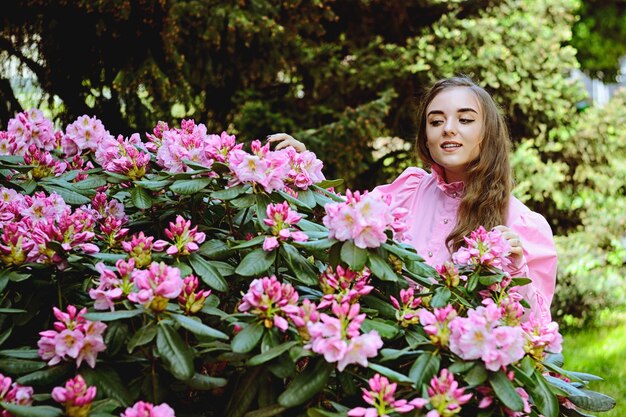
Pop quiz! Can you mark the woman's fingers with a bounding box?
[266,133,307,152]
[494,225,524,256]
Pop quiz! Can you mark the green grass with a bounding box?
[561,312,626,417]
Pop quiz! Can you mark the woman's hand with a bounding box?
[266,133,307,152]
[494,225,524,269]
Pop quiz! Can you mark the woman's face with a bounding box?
[425,86,483,183]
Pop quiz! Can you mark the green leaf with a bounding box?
[244,404,287,417]
[569,389,616,412]
[81,366,134,407]
[231,193,257,208]
[310,184,344,202]
[0,349,39,359]
[231,235,267,249]
[16,363,70,386]
[130,187,153,209]
[382,242,423,261]
[281,243,319,285]
[72,177,108,190]
[298,189,317,208]
[210,260,236,276]
[231,322,265,353]
[225,366,264,417]
[368,363,413,384]
[89,253,127,263]
[255,193,272,222]
[315,179,344,189]
[361,295,397,320]
[169,177,212,194]
[566,371,603,382]
[340,241,367,270]
[198,239,233,259]
[278,358,334,407]
[235,248,275,276]
[212,185,246,200]
[489,370,524,412]
[0,403,61,417]
[278,190,312,210]
[361,319,399,339]
[185,373,228,390]
[404,329,431,349]
[248,341,299,366]
[0,359,46,375]
[156,322,195,380]
[478,274,503,286]
[0,308,27,314]
[409,352,440,387]
[172,313,229,340]
[83,309,143,321]
[127,322,157,353]
[544,375,587,397]
[41,184,91,205]
[430,287,451,308]
[528,369,559,417]
[367,253,398,281]
[134,178,173,190]
[464,363,488,387]
[189,253,228,291]
[292,238,336,251]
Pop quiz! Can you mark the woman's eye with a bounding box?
[429,120,443,126]
[459,118,474,124]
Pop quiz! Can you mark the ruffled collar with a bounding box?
[431,164,465,198]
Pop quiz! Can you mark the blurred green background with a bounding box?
[1,0,624,413]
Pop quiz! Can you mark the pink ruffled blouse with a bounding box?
[374,165,557,318]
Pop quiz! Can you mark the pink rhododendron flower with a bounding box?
[238,275,300,332]
[52,374,97,417]
[95,133,150,179]
[128,262,184,312]
[306,301,383,371]
[0,372,33,416]
[152,119,215,173]
[205,131,243,162]
[448,302,525,371]
[23,144,67,179]
[121,401,176,417]
[452,226,511,269]
[413,369,472,417]
[37,305,107,368]
[260,202,308,251]
[418,305,457,347]
[154,215,206,256]
[323,190,407,249]
[282,147,325,189]
[521,312,562,360]
[319,265,373,308]
[228,140,291,192]
[348,374,420,417]
[390,287,423,327]
[436,261,467,288]
[122,232,165,268]
[7,108,57,155]
[64,115,113,155]
[178,275,212,314]
[89,262,126,311]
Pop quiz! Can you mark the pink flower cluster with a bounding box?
[121,401,176,417]
[148,119,238,173]
[89,260,133,311]
[238,275,299,332]
[319,265,373,308]
[323,190,408,249]
[63,115,113,156]
[127,262,184,312]
[23,144,67,179]
[448,301,525,371]
[305,302,383,371]
[122,232,166,268]
[262,202,308,251]
[94,133,150,179]
[52,374,97,417]
[348,374,425,417]
[228,140,324,193]
[4,108,57,155]
[0,372,33,417]
[178,275,212,314]
[0,188,99,268]
[436,262,467,288]
[154,215,206,256]
[390,287,423,327]
[411,369,472,417]
[452,226,511,269]
[521,312,562,360]
[37,305,107,368]
[91,192,129,246]
[418,305,457,347]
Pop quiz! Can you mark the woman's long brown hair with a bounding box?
[416,77,512,252]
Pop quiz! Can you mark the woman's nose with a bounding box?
[443,119,456,135]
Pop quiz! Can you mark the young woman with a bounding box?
[268,77,557,318]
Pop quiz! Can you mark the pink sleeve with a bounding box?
[371,167,427,210]
[505,211,557,319]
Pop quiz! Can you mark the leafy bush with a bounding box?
[0,109,615,417]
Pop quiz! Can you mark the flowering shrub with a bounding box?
[0,109,615,417]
